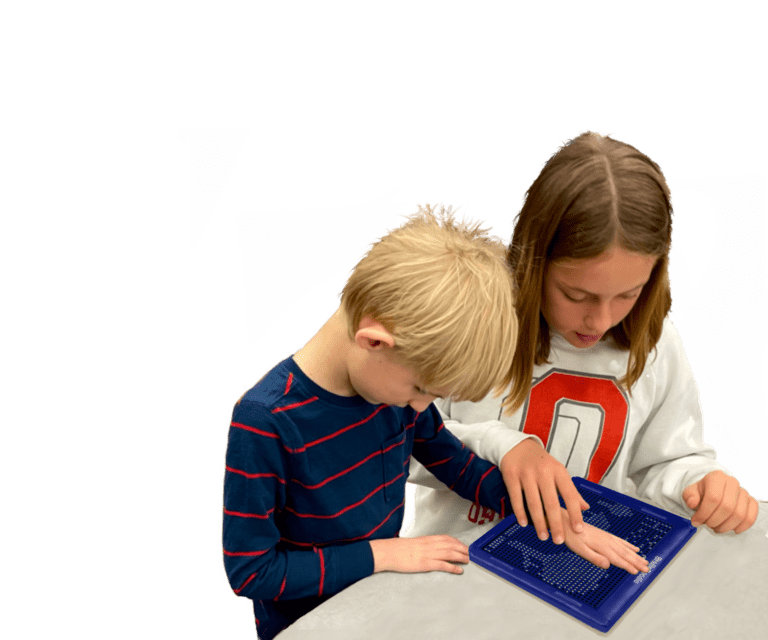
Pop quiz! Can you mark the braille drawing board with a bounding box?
[469,477,697,633]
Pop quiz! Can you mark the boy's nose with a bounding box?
[409,397,435,413]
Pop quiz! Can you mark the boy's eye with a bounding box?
[415,386,427,395]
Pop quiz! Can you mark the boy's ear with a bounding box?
[354,319,396,351]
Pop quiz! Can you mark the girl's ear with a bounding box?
[354,318,396,351]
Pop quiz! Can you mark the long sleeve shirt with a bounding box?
[406,319,727,539]
[223,357,509,639]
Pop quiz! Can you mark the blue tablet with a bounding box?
[469,477,697,633]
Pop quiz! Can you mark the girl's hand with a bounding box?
[682,470,759,534]
[369,535,470,575]
[561,510,650,574]
[499,439,589,545]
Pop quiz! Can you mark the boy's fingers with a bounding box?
[581,548,611,570]
[599,543,644,575]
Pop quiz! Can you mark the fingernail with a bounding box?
[554,535,563,544]
[539,532,548,541]
[520,520,527,527]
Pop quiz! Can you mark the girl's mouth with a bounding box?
[576,332,602,344]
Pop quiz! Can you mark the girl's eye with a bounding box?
[621,293,640,301]
[563,292,586,303]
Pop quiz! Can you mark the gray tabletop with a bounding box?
[278,503,768,639]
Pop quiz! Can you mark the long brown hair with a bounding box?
[504,132,672,413]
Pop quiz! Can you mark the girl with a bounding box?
[406,132,759,557]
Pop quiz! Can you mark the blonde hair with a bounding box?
[505,132,672,412]
[341,205,518,402]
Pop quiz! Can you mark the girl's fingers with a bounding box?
[507,482,528,527]
[521,480,548,540]
[717,490,759,534]
[733,496,759,534]
[540,489,567,544]
[557,477,588,532]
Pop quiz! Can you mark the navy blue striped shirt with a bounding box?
[223,357,510,638]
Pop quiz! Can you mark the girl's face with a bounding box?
[541,246,657,349]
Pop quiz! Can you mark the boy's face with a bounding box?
[349,348,446,412]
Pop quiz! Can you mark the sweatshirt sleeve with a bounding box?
[410,404,510,515]
[222,401,374,603]
[627,321,728,515]
[407,397,541,489]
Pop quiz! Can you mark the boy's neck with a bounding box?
[293,308,357,397]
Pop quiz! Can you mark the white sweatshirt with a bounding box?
[405,318,727,538]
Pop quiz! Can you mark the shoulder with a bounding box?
[230,358,311,450]
[649,318,688,368]
[238,358,295,409]
[642,317,696,392]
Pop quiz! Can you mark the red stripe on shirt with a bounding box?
[224,507,275,520]
[275,576,287,601]
[414,421,445,442]
[235,572,257,594]
[449,452,474,490]
[223,547,270,557]
[231,422,280,438]
[226,466,286,484]
[285,474,404,519]
[284,373,293,395]
[302,404,388,449]
[280,501,405,547]
[314,547,326,597]
[475,467,495,504]
[272,397,319,414]
[425,457,452,468]
[292,440,402,490]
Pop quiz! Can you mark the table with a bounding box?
[278,503,768,639]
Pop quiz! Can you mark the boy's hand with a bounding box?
[560,509,650,574]
[369,536,469,575]
[683,470,759,534]
[499,439,589,545]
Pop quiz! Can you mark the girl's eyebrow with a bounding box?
[560,280,648,297]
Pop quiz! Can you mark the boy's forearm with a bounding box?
[225,540,375,602]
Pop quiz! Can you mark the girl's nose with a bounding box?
[586,301,612,333]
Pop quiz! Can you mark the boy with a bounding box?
[223,207,647,639]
